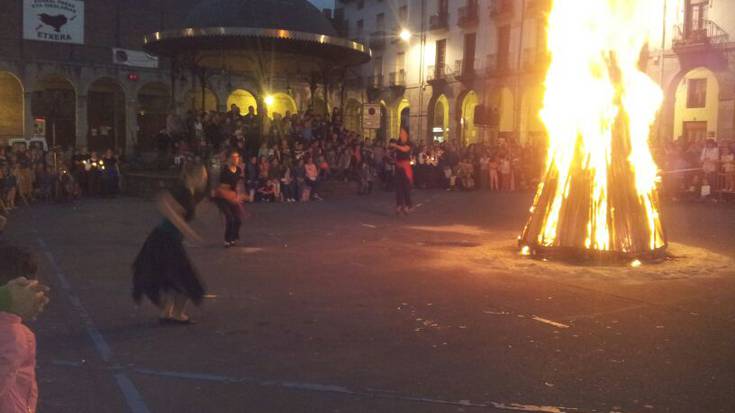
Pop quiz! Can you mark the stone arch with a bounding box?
[520,85,545,146]
[431,94,450,142]
[0,71,25,142]
[458,90,480,145]
[671,66,720,145]
[184,87,219,113]
[344,98,362,133]
[32,74,77,149]
[87,77,127,152]
[136,82,171,151]
[227,88,258,116]
[498,86,515,134]
[392,97,410,138]
[266,92,298,119]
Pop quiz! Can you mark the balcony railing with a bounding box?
[429,13,449,31]
[369,31,386,50]
[457,1,479,28]
[486,53,513,75]
[673,20,729,49]
[521,48,549,71]
[427,64,452,81]
[525,0,550,13]
[455,59,477,79]
[344,76,364,88]
[389,70,407,87]
[490,0,514,19]
[367,74,384,89]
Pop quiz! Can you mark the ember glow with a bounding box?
[520,0,667,259]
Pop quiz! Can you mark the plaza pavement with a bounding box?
[4,190,734,413]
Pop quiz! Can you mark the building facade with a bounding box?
[337,0,735,146]
[0,0,345,153]
[647,0,735,145]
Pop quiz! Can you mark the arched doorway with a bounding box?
[394,98,410,137]
[311,96,327,116]
[498,87,515,141]
[227,89,258,116]
[32,74,76,149]
[344,98,361,132]
[0,71,24,143]
[266,92,297,118]
[432,94,450,142]
[186,87,218,113]
[673,67,719,145]
[460,90,479,145]
[88,77,126,152]
[137,82,170,151]
[520,86,544,146]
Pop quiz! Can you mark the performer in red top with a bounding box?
[390,127,413,215]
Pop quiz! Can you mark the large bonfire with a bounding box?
[519,0,667,261]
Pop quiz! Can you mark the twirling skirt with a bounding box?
[132,221,205,306]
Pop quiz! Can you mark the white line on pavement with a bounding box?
[37,237,152,413]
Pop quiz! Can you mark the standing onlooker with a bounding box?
[499,155,512,192]
[214,150,245,248]
[700,139,719,195]
[304,156,322,201]
[721,144,734,192]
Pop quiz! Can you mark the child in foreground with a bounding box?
[0,244,40,413]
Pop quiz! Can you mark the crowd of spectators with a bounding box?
[4,102,734,218]
[153,104,545,203]
[0,144,121,216]
[659,138,735,199]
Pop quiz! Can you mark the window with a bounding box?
[376,13,385,31]
[435,39,447,73]
[438,0,448,15]
[399,5,408,24]
[463,32,476,73]
[497,25,511,70]
[374,56,383,76]
[686,0,708,35]
[687,78,707,108]
[396,52,406,72]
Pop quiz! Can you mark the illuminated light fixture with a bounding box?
[399,29,412,42]
[264,95,274,106]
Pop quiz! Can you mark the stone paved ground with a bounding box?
[3,190,734,413]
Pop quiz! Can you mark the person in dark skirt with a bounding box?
[132,162,208,324]
[214,150,248,248]
[390,127,414,215]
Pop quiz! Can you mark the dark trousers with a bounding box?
[216,199,241,242]
[395,170,412,208]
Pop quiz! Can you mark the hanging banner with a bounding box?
[23,0,84,45]
[113,48,159,68]
[362,103,381,129]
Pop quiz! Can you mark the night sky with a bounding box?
[308,0,335,10]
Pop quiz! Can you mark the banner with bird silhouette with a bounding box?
[23,0,84,45]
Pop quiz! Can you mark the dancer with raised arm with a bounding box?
[132,162,208,325]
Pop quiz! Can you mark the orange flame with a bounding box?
[521,0,666,257]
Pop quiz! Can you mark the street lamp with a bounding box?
[399,28,412,42]
[264,95,274,106]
